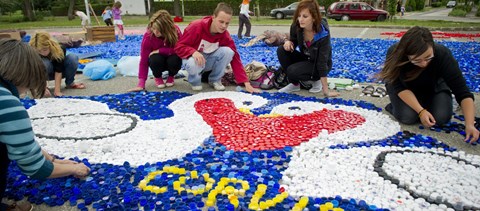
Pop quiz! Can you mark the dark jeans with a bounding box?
[104,18,113,26]
[42,54,79,86]
[386,83,453,125]
[238,14,251,38]
[149,54,182,78]
[277,46,320,83]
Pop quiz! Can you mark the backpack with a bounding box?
[272,67,289,89]
[245,61,267,81]
[250,66,276,90]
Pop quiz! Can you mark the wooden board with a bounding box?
[86,26,116,42]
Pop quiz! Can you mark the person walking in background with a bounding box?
[73,9,89,31]
[112,1,125,40]
[102,6,113,26]
[377,26,479,144]
[174,2,259,93]
[238,0,252,39]
[0,38,91,211]
[276,0,339,97]
[401,5,405,16]
[128,10,183,92]
[29,32,86,97]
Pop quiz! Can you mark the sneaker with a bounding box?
[166,76,175,87]
[278,83,300,93]
[309,80,323,93]
[209,82,225,91]
[155,78,165,89]
[6,201,33,211]
[192,85,203,91]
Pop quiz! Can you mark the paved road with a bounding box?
[402,7,480,23]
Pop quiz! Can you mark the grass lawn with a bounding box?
[1,14,479,30]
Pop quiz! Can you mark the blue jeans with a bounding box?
[42,54,79,86]
[183,47,234,86]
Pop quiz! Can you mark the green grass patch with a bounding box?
[0,15,479,30]
[449,9,467,17]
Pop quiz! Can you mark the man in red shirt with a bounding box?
[174,3,258,93]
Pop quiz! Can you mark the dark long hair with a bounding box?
[376,26,434,83]
[292,0,323,33]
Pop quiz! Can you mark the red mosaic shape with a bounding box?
[195,98,366,152]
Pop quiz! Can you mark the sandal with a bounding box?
[66,83,86,89]
[372,87,387,97]
[361,85,375,95]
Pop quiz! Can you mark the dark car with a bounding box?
[446,1,456,8]
[270,2,325,19]
[327,2,388,21]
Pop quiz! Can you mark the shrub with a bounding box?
[476,8,480,17]
[415,0,425,10]
[448,8,467,16]
[431,2,442,7]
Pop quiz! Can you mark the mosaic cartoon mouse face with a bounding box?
[17,91,480,210]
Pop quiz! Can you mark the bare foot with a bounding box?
[54,91,63,97]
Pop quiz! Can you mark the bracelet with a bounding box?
[418,108,426,118]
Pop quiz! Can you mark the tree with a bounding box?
[23,0,34,21]
[148,0,155,16]
[68,0,75,20]
[173,0,181,17]
[387,0,397,19]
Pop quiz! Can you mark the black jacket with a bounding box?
[289,18,333,78]
[387,43,474,104]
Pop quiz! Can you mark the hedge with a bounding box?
[52,4,110,16]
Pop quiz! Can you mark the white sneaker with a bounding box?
[309,80,323,93]
[279,83,300,93]
[192,85,203,91]
[210,82,225,91]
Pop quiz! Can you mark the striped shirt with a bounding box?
[0,85,53,179]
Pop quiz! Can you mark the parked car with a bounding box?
[446,1,457,8]
[327,1,388,21]
[270,2,326,19]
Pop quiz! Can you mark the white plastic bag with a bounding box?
[117,56,153,77]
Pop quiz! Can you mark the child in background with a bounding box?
[102,6,113,26]
[112,1,125,40]
[401,5,405,16]
[74,9,89,31]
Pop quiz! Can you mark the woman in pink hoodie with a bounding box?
[128,10,182,92]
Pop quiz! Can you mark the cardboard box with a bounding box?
[86,26,116,42]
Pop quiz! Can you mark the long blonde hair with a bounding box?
[149,10,178,47]
[29,32,64,61]
[0,39,46,98]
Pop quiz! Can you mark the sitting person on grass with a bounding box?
[128,10,182,92]
[174,2,259,93]
[29,32,85,97]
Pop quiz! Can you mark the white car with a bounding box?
[446,1,456,8]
